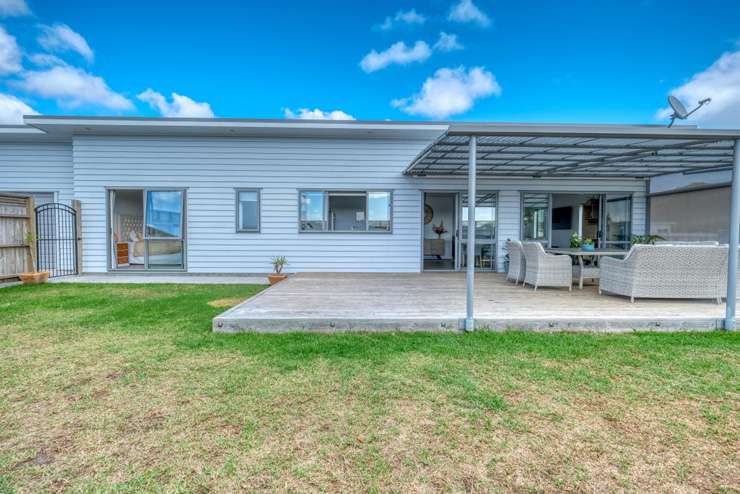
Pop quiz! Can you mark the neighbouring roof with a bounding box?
[406,122,740,179]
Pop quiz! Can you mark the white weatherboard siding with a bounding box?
[73,135,648,274]
[0,141,74,204]
[73,136,430,273]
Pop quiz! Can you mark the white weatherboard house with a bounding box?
[2,116,740,329]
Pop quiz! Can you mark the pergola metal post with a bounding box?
[465,136,477,331]
[725,139,740,330]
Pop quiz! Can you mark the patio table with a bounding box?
[545,248,629,289]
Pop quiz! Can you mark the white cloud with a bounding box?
[0,92,36,124]
[392,66,500,119]
[28,53,68,67]
[448,0,491,27]
[0,0,30,17]
[0,26,22,75]
[434,32,463,52]
[16,65,133,110]
[137,89,215,118]
[283,108,355,120]
[656,49,740,128]
[379,9,426,30]
[38,24,94,63]
[360,40,432,73]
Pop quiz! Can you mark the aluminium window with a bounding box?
[236,189,260,232]
[299,190,391,232]
[522,192,550,242]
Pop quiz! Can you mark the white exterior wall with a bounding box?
[0,141,74,204]
[72,135,647,274]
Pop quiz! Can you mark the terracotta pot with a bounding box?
[18,271,50,284]
[268,274,287,285]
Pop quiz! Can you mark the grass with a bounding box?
[0,283,738,493]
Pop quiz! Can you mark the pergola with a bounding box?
[404,123,740,331]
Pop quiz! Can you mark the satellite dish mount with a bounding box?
[667,95,711,127]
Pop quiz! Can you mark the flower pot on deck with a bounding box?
[268,274,287,285]
[18,271,50,284]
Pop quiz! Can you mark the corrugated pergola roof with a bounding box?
[405,123,740,178]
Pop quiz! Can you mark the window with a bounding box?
[605,196,631,247]
[367,192,391,231]
[299,191,391,232]
[461,192,497,271]
[522,192,549,241]
[236,189,260,232]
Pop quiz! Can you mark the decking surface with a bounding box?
[214,272,728,332]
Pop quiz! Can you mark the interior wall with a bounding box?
[329,195,365,231]
[551,194,577,247]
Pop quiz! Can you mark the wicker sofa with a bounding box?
[599,244,728,303]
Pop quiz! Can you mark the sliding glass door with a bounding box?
[423,192,457,270]
[603,196,632,249]
[460,192,497,271]
[144,190,185,269]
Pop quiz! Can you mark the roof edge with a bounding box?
[447,122,740,140]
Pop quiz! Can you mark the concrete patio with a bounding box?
[213,272,728,333]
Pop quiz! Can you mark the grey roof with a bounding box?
[406,123,740,179]
[23,115,449,139]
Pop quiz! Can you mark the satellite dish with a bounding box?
[667,95,711,127]
[668,95,688,119]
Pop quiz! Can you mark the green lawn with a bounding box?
[0,283,738,493]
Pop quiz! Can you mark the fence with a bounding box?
[0,194,82,281]
[0,194,34,281]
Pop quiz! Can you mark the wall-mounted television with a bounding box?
[552,206,572,230]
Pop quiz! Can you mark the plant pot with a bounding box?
[18,271,50,284]
[581,244,595,252]
[268,274,287,285]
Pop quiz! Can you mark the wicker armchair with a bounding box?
[522,242,572,291]
[599,245,728,303]
[506,240,526,284]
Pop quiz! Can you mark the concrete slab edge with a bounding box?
[212,316,723,334]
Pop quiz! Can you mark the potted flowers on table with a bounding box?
[432,221,448,238]
[268,256,288,285]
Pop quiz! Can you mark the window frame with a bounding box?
[298,189,393,234]
[520,192,552,244]
[235,188,261,233]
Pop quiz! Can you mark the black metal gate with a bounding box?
[35,203,78,277]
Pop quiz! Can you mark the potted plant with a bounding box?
[569,232,582,248]
[581,238,595,252]
[268,256,288,285]
[631,234,665,245]
[18,232,50,284]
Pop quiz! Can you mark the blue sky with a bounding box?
[1,0,739,127]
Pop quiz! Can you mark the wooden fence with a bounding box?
[0,194,35,281]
